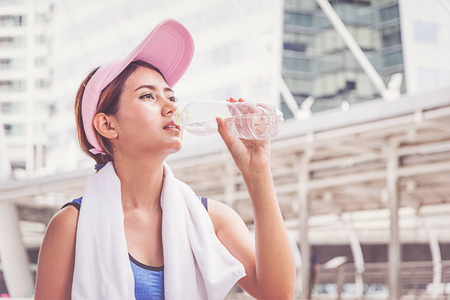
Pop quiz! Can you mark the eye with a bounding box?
[168,96,177,103]
[139,93,154,100]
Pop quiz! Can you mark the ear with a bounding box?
[92,113,118,139]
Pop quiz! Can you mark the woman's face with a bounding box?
[111,66,183,158]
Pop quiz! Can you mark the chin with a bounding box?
[167,144,182,154]
[163,140,183,155]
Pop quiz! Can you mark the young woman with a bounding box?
[35,19,295,300]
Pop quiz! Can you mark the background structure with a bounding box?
[0,0,449,299]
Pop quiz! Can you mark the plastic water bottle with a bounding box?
[174,101,284,140]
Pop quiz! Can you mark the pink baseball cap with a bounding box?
[82,19,194,155]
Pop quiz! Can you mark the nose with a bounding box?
[162,98,177,116]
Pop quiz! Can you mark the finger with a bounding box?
[227,98,241,116]
[236,98,257,115]
[216,117,236,149]
[235,98,250,114]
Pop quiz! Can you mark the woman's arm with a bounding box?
[213,98,296,299]
[34,206,79,300]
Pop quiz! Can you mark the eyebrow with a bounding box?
[134,85,174,93]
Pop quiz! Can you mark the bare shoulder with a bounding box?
[34,205,79,299]
[207,199,244,232]
[48,205,79,232]
[42,205,79,244]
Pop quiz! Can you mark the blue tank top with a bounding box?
[62,196,208,300]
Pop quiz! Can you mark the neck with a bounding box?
[112,155,166,211]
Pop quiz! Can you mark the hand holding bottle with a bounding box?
[216,98,272,174]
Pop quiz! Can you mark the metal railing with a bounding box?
[313,260,450,298]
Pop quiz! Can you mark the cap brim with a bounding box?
[104,19,194,88]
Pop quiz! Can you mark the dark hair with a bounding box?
[74,60,165,164]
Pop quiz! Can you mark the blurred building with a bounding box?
[2,0,450,177]
[280,0,450,116]
[0,0,53,176]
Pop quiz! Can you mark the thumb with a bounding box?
[216,117,236,148]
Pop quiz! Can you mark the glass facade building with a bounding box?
[281,0,405,117]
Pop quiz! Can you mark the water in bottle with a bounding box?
[173,101,284,140]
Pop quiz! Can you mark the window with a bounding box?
[4,124,25,136]
[284,33,313,53]
[0,80,25,91]
[1,102,25,113]
[382,25,402,47]
[376,0,398,5]
[329,0,372,6]
[0,58,11,69]
[317,58,341,73]
[283,77,313,95]
[285,0,316,10]
[317,53,345,73]
[284,12,313,28]
[0,58,25,70]
[283,57,312,72]
[0,37,13,47]
[0,0,25,4]
[357,7,376,26]
[317,13,332,29]
[382,51,403,67]
[335,3,357,24]
[345,80,356,91]
[414,21,438,45]
[379,5,399,22]
[0,15,24,26]
[0,36,24,48]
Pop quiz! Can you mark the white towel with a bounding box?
[72,162,246,300]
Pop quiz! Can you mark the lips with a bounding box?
[163,120,180,131]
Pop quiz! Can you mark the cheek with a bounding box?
[136,112,155,129]
[119,106,158,132]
